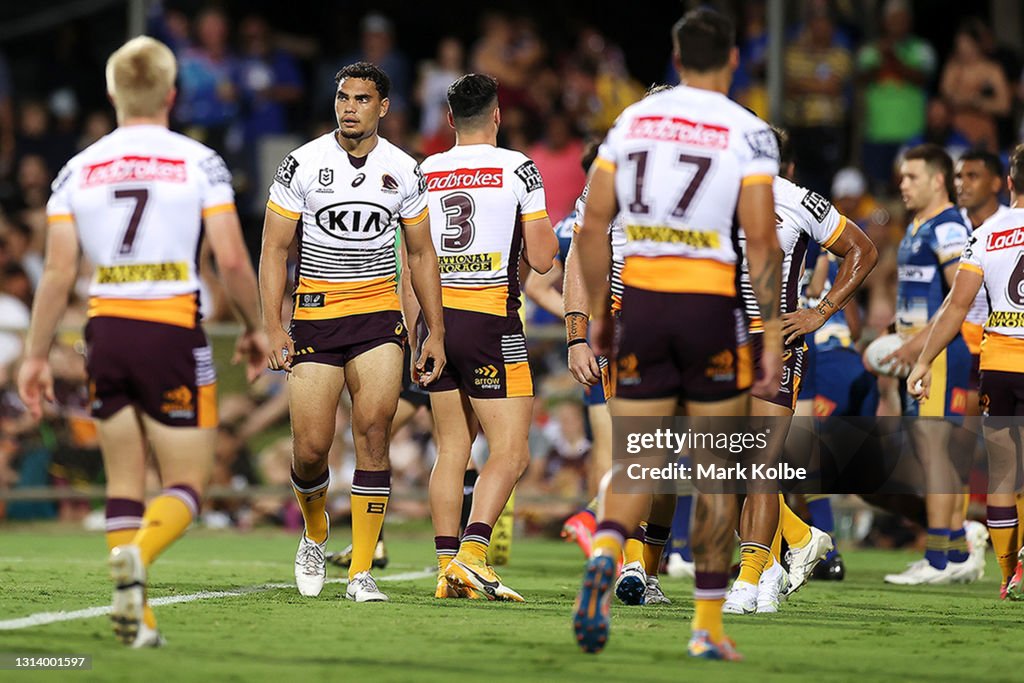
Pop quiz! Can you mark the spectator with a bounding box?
[415,37,464,139]
[15,101,74,179]
[939,19,1011,153]
[2,220,42,287]
[529,111,585,225]
[856,0,936,193]
[472,13,543,112]
[77,110,114,151]
[784,3,853,195]
[0,52,14,179]
[237,15,303,146]
[733,0,770,119]
[904,98,972,161]
[175,7,242,153]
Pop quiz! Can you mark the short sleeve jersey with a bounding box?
[419,144,547,317]
[896,206,969,335]
[571,184,626,313]
[47,125,235,328]
[958,207,1024,372]
[267,132,427,320]
[739,177,848,332]
[595,84,779,297]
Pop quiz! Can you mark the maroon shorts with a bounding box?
[750,333,806,411]
[969,353,981,393]
[614,287,752,403]
[85,317,217,428]
[418,308,533,399]
[979,370,1024,417]
[289,311,406,368]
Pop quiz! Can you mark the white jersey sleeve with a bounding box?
[196,152,235,214]
[511,156,548,221]
[399,163,429,224]
[267,152,306,220]
[47,162,77,219]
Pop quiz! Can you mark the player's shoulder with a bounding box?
[283,131,334,165]
[974,206,1024,245]
[374,136,420,173]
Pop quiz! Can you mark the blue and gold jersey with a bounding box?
[554,210,576,264]
[896,205,968,336]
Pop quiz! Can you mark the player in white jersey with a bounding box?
[725,128,877,615]
[909,143,1024,598]
[417,74,557,601]
[17,37,266,647]
[572,9,783,661]
[260,62,446,603]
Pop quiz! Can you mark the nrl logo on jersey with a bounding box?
[314,201,392,241]
[319,168,334,186]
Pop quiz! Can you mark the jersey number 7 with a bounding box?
[113,188,149,257]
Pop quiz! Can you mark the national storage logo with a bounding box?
[437,252,500,273]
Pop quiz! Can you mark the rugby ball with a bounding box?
[863,333,908,378]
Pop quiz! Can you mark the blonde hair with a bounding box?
[105,36,176,118]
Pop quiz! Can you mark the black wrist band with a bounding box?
[567,338,589,348]
[564,311,588,319]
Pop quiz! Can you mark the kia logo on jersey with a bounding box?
[314,201,392,241]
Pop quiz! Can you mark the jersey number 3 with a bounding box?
[441,191,475,252]
[113,188,149,257]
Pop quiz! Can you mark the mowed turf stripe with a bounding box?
[0,569,434,631]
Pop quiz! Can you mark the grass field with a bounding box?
[2,523,1022,682]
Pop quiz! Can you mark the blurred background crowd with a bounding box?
[1,0,1022,545]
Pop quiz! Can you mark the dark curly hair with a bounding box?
[334,61,391,100]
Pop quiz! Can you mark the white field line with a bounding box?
[0,568,434,631]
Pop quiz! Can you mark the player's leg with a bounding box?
[562,398,610,556]
[344,341,403,600]
[288,361,346,596]
[641,493,675,604]
[428,387,477,598]
[446,394,532,601]
[97,406,157,645]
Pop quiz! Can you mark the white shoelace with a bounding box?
[297,540,325,576]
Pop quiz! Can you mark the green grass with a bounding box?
[1,524,1022,682]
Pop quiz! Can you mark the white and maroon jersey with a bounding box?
[571,184,626,313]
[47,125,234,328]
[595,84,779,297]
[960,204,1010,354]
[267,132,427,321]
[959,207,1024,372]
[419,144,548,317]
[739,177,848,333]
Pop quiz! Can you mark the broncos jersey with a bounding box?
[267,132,427,321]
[571,185,626,313]
[960,204,1010,354]
[739,176,848,333]
[896,205,968,336]
[959,207,1024,372]
[420,144,547,317]
[47,125,235,328]
[595,84,779,296]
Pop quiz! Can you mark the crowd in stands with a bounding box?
[2,0,1024,537]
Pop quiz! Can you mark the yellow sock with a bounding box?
[780,494,812,549]
[770,515,783,563]
[349,470,391,579]
[459,540,489,564]
[291,469,329,544]
[624,538,645,567]
[438,554,452,573]
[693,599,725,642]
[593,533,623,560]
[991,526,1018,584]
[133,487,197,567]
[737,542,771,584]
[1016,494,1024,551]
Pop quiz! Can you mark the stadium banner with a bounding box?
[609,417,1021,495]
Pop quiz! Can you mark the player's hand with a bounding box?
[16,357,55,421]
[881,342,917,379]
[781,308,826,346]
[266,327,294,373]
[416,332,446,386]
[589,316,614,359]
[906,363,932,401]
[233,329,271,383]
[752,346,783,399]
[568,342,601,386]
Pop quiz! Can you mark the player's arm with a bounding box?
[402,212,446,385]
[740,180,784,395]
[562,236,601,386]
[521,214,557,274]
[522,260,563,318]
[907,265,983,400]
[782,218,877,344]
[577,164,615,355]
[206,209,268,382]
[259,207,298,372]
[17,218,79,419]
